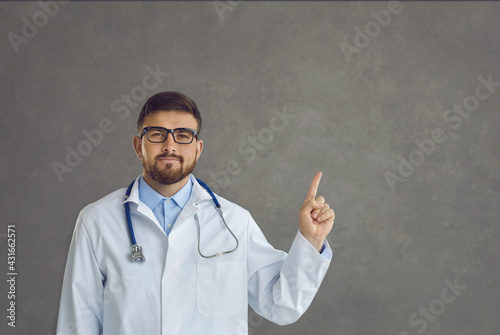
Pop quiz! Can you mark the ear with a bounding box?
[195,139,204,161]
[132,136,143,160]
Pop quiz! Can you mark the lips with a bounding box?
[160,157,179,162]
[157,154,183,163]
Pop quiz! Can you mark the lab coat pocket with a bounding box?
[197,261,244,317]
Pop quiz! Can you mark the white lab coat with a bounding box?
[56,175,331,335]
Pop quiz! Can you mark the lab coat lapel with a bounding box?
[122,175,165,235]
[167,176,213,259]
[172,175,213,229]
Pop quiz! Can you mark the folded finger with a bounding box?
[317,208,335,223]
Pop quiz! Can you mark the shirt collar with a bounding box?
[138,175,193,210]
[123,174,213,208]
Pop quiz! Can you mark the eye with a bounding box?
[176,130,193,138]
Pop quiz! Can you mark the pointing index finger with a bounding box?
[305,171,323,202]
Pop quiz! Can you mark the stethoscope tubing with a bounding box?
[124,178,238,262]
[124,181,137,246]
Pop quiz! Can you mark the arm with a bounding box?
[247,172,335,325]
[246,223,332,326]
[56,214,104,335]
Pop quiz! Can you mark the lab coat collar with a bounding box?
[123,174,212,205]
[122,175,160,227]
[188,174,214,205]
[122,175,142,206]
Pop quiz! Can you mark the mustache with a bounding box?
[156,153,184,162]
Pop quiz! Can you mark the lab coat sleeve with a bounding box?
[246,216,331,326]
[56,213,104,335]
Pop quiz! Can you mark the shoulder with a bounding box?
[78,187,127,222]
[205,192,256,230]
[210,191,249,213]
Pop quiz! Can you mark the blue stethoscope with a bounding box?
[124,178,239,262]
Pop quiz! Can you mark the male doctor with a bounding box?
[56,91,335,335]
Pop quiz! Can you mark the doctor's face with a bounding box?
[133,110,203,186]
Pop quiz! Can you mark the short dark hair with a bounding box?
[137,91,202,135]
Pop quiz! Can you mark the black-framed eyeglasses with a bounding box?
[140,126,198,144]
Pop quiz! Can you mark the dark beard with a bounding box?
[142,153,196,185]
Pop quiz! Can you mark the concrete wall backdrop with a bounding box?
[1,1,499,334]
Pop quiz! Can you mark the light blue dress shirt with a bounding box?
[138,175,192,235]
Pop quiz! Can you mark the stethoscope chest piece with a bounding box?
[131,244,146,262]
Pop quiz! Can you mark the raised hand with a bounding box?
[299,171,335,252]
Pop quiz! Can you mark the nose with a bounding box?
[161,132,177,152]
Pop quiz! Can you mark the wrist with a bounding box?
[300,232,324,252]
[311,241,324,253]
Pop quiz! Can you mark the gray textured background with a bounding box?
[1,1,499,334]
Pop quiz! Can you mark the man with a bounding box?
[56,91,335,335]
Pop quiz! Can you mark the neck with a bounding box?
[142,173,190,197]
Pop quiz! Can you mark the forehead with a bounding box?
[142,110,198,129]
